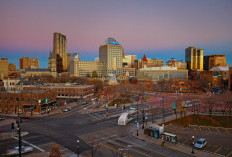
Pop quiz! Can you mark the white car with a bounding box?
[6,146,33,156]
[194,138,207,149]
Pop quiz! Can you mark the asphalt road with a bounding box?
[0,95,192,157]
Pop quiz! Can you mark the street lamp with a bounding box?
[192,136,195,154]
[77,140,80,157]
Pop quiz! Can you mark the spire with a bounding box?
[142,54,147,62]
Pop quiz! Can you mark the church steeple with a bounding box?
[142,54,147,62]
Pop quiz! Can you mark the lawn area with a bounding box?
[165,114,232,128]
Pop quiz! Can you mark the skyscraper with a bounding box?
[20,57,39,69]
[53,32,68,72]
[185,46,204,71]
[99,37,123,76]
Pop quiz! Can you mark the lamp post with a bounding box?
[136,96,139,136]
[142,108,144,129]
[77,140,80,157]
[192,136,195,154]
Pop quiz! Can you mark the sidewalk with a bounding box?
[0,131,28,140]
[130,113,219,157]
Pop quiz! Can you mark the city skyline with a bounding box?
[0,0,232,68]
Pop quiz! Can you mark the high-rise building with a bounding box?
[125,55,137,68]
[99,37,123,76]
[185,46,204,71]
[0,58,8,79]
[204,54,226,71]
[53,32,68,72]
[67,53,72,71]
[20,57,39,69]
[48,50,57,72]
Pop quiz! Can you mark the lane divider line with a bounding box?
[14,137,45,152]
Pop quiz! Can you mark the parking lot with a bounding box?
[164,124,232,157]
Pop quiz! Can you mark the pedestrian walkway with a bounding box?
[130,113,220,157]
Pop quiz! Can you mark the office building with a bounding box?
[8,63,16,71]
[53,32,68,72]
[69,53,105,77]
[137,66,188,81]
[185,46,204,71]
[20,57,39,69]
[67,53,72,71]
[20,68,57,78]
[0,58,8,79]
[200,66,229,88]
[99,37,123,76]
[125,55,137,68]
[204,54,226,71]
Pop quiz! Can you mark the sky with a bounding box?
[0,0,232,68]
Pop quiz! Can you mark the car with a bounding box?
[0,115,5,120]
[6,146,33,156]
[62,107,71,112]
[194,138,207,149]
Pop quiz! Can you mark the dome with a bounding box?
[102,37,120,46]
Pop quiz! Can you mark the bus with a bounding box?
[118,110,136,125]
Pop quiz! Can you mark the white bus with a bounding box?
[118,110,136,125]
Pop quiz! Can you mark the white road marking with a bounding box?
[14,137,45,152]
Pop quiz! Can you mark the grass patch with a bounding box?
[165,114,232,128]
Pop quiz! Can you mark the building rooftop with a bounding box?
[0,90,47,94]
[101,37,120,46]
[210,66,229,71]
[139,66,179,71]
[28,83,94,89]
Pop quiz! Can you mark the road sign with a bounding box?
[172,102,176,110]
[137,122,139,130]
[130,107,136,110]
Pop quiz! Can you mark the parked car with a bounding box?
[6,146,33,156]
[0,115,5,120]
[62,107,71,112]
[194,138,207,149]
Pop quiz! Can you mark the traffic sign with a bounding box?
[137,122,139,130]
[172,102,176,110]
[130,107,136,110]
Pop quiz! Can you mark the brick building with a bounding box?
[20,57,39,69]
[24,83,94,100]
[0,90,57,115]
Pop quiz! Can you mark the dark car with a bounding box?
[0,115,5,120]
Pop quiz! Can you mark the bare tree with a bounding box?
[49,144,62,157]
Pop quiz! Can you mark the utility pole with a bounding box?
[136,96,139,136]
[17,97,22,157]
[151,105,153,124]
[142,108,145,129]
[162,96,165,123]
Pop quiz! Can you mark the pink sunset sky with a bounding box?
[0,0,232,68]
